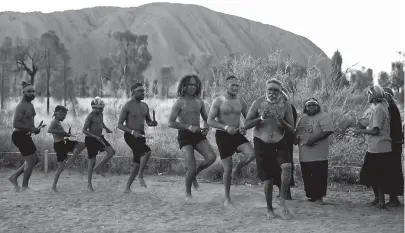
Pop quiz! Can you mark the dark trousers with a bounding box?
[300,160,328,200]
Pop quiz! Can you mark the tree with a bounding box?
[58,44,72,105]
[40,30,64,114]
[331,51,349,88]
[111,30,152,96]
[390,61,404,91]
[187,53,215,98]
[0,37,14,109]
[159,66,176,98]
[14,37,41,85]
[378,71,390,87]
[349,67,373,91]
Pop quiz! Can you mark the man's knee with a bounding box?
[281,163,292,170]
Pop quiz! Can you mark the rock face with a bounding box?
[0,2,329,80]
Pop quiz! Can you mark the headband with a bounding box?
[305,98,319,106]
[132,85,144,92]
[91,97,105,108]
[22,85,34,92]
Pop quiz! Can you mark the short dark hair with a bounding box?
[131,83,144,92]
[176,74,202,97]
[225,75,237,82]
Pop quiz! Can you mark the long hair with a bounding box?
[176,74,202,97]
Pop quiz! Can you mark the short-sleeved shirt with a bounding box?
[48,119,65,142]
[295,112,334,162]
[366,103,391,153]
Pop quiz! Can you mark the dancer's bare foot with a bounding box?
[87,185,95,192]
[315,199,325,205]
[93,163,104,174]
[266,209,275,220]
[8,175,20,192]
[376,202,388,210]
[231,170,241,186]
[192,177,199,190]
[368,199,379,207]
[139,178,147,188]
[224,198,233,207]
[50,188,58,194]
[123,188,132,194]
[20,187,32,192]
[185,193,193,201]
[279,208,293,220]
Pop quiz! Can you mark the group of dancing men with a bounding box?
[7,74,404,220]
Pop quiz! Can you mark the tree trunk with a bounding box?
[63,65,67,106]
[1,68,4,110]
[46,50,51,115]
[30,73,35,85]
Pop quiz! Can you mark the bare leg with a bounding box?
[232,142,255,185]
[376,188,387,209]
[279,163,293,220]
[51,161,65,193]
[94,146,115,174]
[193,140,217,189]
[124,163,140,193]
[87,158,96,192]
[138,151,151,188]
[9,163,25,191]
[388,194,400,207]
[65,142,86,168]
[21,154,36,191]
[264,179,275,219]
[222,156,233,206]
[368,186,379,206]
[184,146,196,198]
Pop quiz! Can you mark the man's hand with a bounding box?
[64,132,72,137]
[225,125,238,135]
[132,130,144,138]
[238,126,247,135]
[188,125,201,133]
[292,135,300,145]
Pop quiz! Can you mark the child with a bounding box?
[82,97,115,192]
[47,105,86,193]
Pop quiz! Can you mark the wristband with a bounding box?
[188,125,193,131]
[224,125,229,131]
[260,116,264,121]
[131,130,134,135]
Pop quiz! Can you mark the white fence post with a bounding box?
[44,150,49,174]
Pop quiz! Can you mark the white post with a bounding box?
[44,150,49,174]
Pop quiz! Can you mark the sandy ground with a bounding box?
[0,169,403,233]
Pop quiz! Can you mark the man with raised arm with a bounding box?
[168,74,217,200]
[244,78,295,220]
[207,75,255,206]
[8,82,44,192]
[118,83,158,192]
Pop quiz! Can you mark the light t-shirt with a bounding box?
[366,103,391,153]
[296,112,334,162]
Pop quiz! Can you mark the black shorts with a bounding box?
[12,131,37,157]
[177,130,206,149]
[254,137,291,181]
[85,135,111,159]
[54,139,78,162]
[215,130,249,160]
[124,132,151,164]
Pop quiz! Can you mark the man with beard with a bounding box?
[207,75,255,206]
[8,82,44,192]
[118,83,158,192]
[244,78,295,220]
[168,74,217,200]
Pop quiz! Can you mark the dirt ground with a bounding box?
[0,169,403,233]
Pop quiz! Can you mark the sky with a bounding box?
[2,0,404,76]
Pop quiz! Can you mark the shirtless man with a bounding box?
[118,83,158,192]
[207,75,255,206]
[8,82,44,191]
[82,97,115,191]
[168,74,217,199]
[47,105,86,193]
[244,78,294,220]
